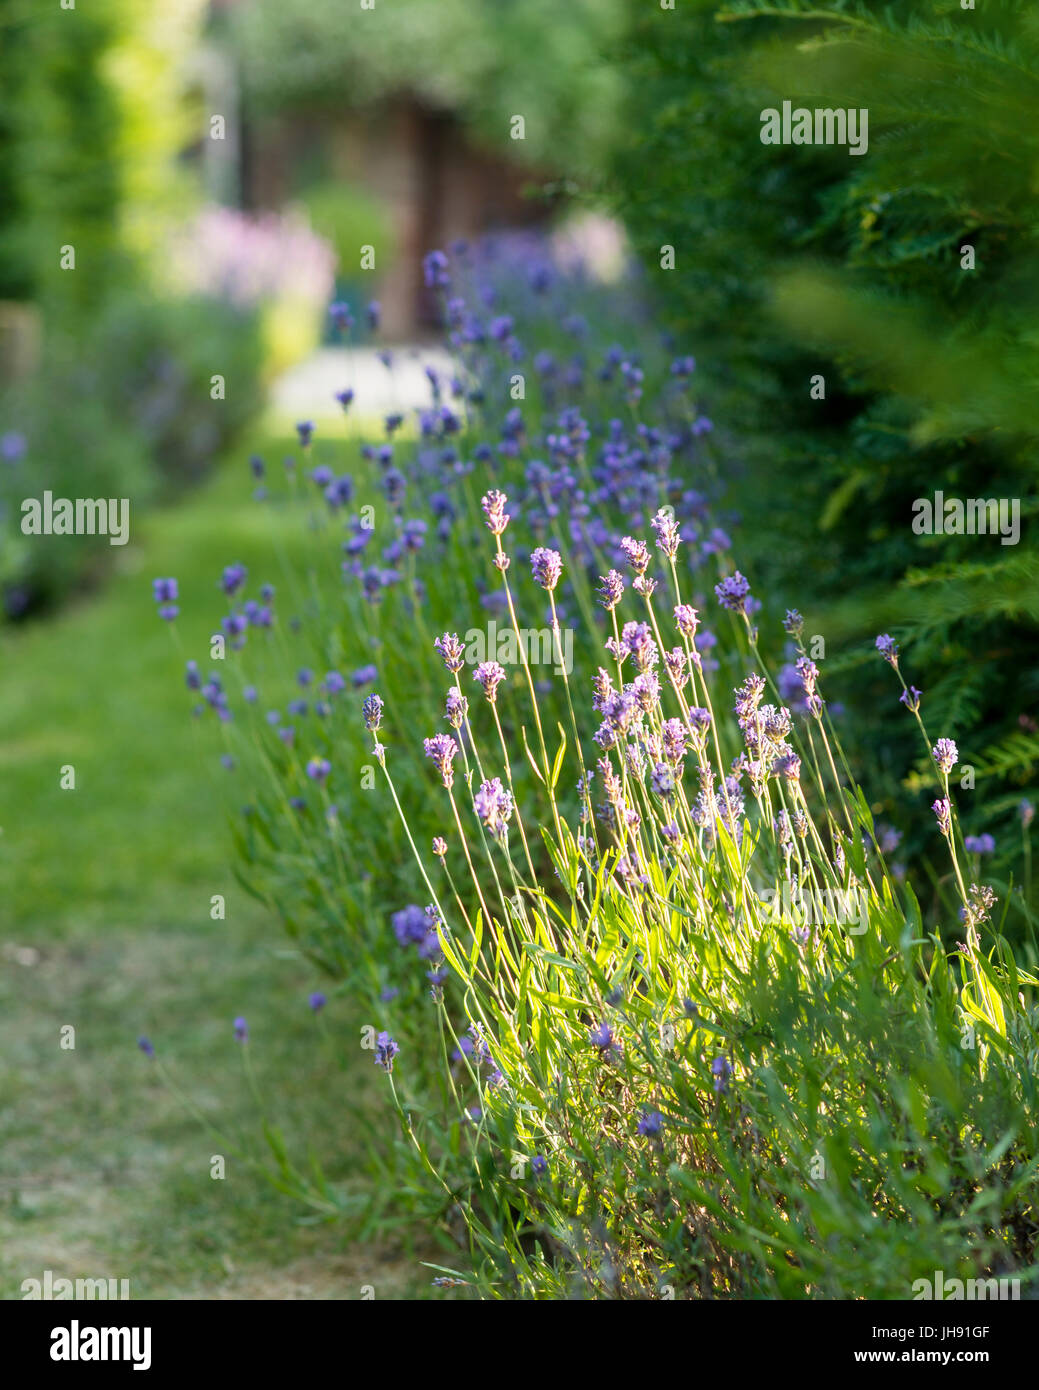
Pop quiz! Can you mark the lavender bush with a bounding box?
[159,239,1038,1298]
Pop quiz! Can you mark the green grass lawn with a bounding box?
[0,445,438,1299]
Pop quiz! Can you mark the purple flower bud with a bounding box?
[306,756,331,781]
[964,834,995,854]
[220,563,247,596]
[422,249,450,290]
[589,1022,620,1057]
[137,1036,155,1058]
[711,1056,732,1094]
[374,1031,400,1070]
[233,1016,248,1043]
[933,798,952,837]
[153,577,178,603]
[351,664,378,688]
[362,694,383,732]
[308,992,326,1012]
[637,1109,664,1138]
[875,633,899,665]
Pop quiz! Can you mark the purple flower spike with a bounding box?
[711,1056,732,1094]
[308,992,327,1012]
[932,738,958,776]
[900,686,922,712]
[329,302,353,333]
[964,834,995,855]
[481,490,510,536]
[362,695,383,734]
[474,661,506,702]
[422,250,450,290]
[932,798,952,837]
[152,577,178,603]
[434,632,466,674]
[374,1031,400,1070]
[589,1022,620,1058]
[875,634,899,665]
[674,604,699,637]
[306,756,331,781]
[619,536,651,576]
[714,571,751,614]
[637,1109,664,1138]
[473,777,513,839]
[531,547,563,591]
[445,689,468,730]
[424,733,459,789]
[233,1016,249,1043]
[597,570,625,610]
[650,508,681,559]
[221,563,247,596]
[137,1036,155,1058]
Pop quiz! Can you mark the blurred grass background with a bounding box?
[0,442,438,1298]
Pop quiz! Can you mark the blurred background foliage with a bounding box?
[612,0,1039,885]
[0,0,262,620]
[221,0,625,181]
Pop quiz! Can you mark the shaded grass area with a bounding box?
[0,447,438,1299]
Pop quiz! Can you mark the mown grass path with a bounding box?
[0,448,432,1299]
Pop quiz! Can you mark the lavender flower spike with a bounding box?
[473,777,513,839]
[481,490,510,536]
[597,570,625,611]
[362,693,384,732]
[424,733,459,789]
[531,547,563,591]
[650,507,681,559]
[932,738,958,776]
[714,572,751,614]
[473,661,506,702]
[674,604,699,638]
[374,1031,400,1070]
[434,632,466,674]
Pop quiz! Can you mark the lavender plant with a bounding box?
[158,238,1038,1297]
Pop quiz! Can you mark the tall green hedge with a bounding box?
[612,0,1039,910]
[0,0,125,310]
